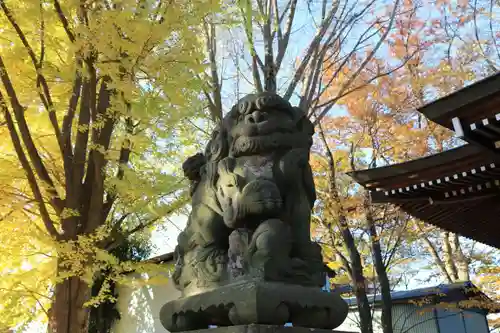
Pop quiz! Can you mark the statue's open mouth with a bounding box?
[230,131,311,157]
[232,120,295,138]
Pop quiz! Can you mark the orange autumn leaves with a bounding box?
[317,0,481,163]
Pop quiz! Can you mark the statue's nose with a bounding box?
[246,111,268,123]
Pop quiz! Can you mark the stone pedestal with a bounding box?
[171,324,353,333]
[160,280,348,332]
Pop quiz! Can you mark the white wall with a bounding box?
[112,272,181,333]
[336,308,384,333]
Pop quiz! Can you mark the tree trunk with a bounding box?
[318,124,373,333]
[442,232,459,281]
[416,224,453,283]
[49,276,91,333]
[364,194,393,333]
[451,234,470,281]
[341,221,374,333]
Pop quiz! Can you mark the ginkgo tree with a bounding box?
[0,150,55,331]
[0,0,219,332]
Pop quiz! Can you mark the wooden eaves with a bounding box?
[349,144,500,248]
[419,72,500,152]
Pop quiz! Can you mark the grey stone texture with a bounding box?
[161,93,348,332]
[160,280,348,332]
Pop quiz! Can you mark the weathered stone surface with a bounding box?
[227,229,251,280]
[164,93,349,332]
[171,324,354,333]
[173,93,324,296]
[160,280,349,332]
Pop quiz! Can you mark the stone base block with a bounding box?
[173,324,354,333]
[160,280,348,332]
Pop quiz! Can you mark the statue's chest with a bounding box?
[233,155,275,181]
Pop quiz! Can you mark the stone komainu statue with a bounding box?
[173,92,325,296]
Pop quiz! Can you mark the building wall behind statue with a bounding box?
[111,275,491,333]
[335,304,490,333]
[111,272,181,333]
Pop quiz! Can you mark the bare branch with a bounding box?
[416,224,453,283]
[71,78,91,190]
[262,0,276,92]
[383,218,408,269]
[313,0,401,124]
[317,18,383,99]
[39,0,46,66]
[275,0,297,73]
[238,3,265,92]
[203,18,223,121]
[61,60,82,160]
[105,191,190,251]
[472,0,498,72]
[252,56,264,93]
[85,77,114,234]
[313,47,415,124]
[102,117,134,220]
[283,1,339,100]
[487,0,500,64]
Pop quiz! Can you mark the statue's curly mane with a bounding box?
[182,93,314,195]
[205,125,229,163]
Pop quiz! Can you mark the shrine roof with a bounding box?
[348,144,500,248]
[418,72,500,131]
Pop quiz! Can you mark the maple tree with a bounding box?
[307,5,430,333]
[0,0,220,332]
[311,88,419,333]
[435,0,500,76]
[379,3,500,326]
[312,0,500,332]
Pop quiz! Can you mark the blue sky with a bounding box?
[148,0,442,291]
[148,0,353,258]
[148,0,500,296]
